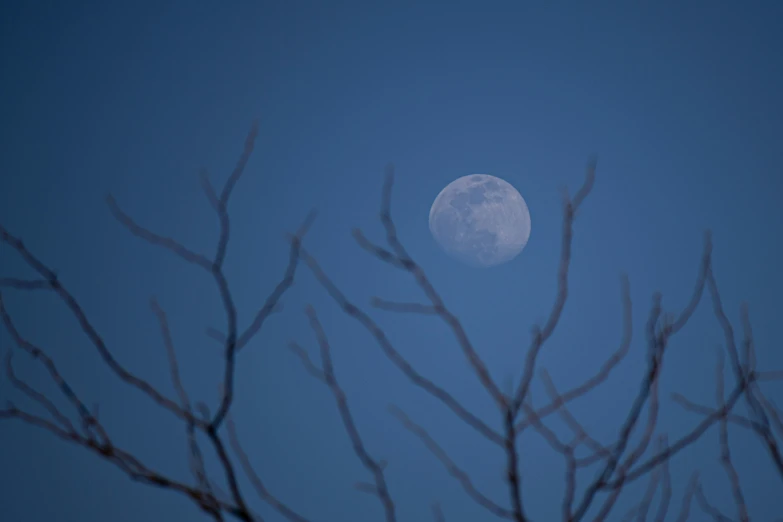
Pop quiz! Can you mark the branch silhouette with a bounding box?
[289,305,396,522]
[1,123,313,522]
[297,160,782,521]
[2,124,781,521]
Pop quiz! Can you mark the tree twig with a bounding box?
[290,305,396,522]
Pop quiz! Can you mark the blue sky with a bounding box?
[1,2,782,521]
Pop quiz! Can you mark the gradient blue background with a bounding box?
[1,2,782,521]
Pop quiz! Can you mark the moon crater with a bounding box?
[428,174,531,267]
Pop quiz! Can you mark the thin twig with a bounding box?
[0,227,193,425]
[694,480,734,522]
[515,274,632,434]
[706,267,783,480]
[225,416,310,522]
[431,502,446,522]
[370,297,439,315]
[604,373,753,488]
[573,232,712,521]
[540,369,612,460]
[674,473,699,522]
[511,159,597,417]
[150,298,214,504]
[291,306,396,522]
[672,393,762,431]
[353,164,505,408]
[653,435,672,522]
[714,346,749,522]
[635,438,663,522]
[0,293,109,442]
[297,244,504,446]
[0,405,244,519]
[388,405,514,520]
[0,278,51,290]
[3,349,76,434]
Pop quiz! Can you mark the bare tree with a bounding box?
[1,124,781,521]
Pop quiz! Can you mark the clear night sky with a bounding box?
[1,2,782,521]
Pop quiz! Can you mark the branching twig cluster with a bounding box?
[1,122,314,522]
[2,125,782,521]
[292,160,782,521]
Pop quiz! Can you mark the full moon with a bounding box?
[429,174,531,267]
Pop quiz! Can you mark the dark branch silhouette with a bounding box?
[1,123,313,522]
[2,124,782,521]
[289,305,396,522]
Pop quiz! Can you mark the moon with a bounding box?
[428,174,531,267]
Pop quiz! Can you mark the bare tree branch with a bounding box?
[0,227,194,426]
[757,393,783,441]
[3,348,75,434]
[540,369,613,460]
[105,196,213,269]
[225,415,310,522]
[604,372,752,489]
[0,278,51,290]
[296,244,504,446]
[369,297,439,315]
[291,305,396,521]
[0,293,109,442]
[694,480,734,522]
[573,232,712,520]
[593,356,662,521]
[672,393,761,431]
[0,122,311,522]
[635,438,663,522]
[150,298,215,505]
[353,164,505,408]
[674,473,699,522]
[511,159,596,417]
[713,346,749,522]
[3,127,779,522]
[515,274,632,435]
[706,268,783,480]
[653,435,672,522]
[0,378,240,519]
[232,210,317,352]
[431,502,446,522]
[388,405,515,519]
